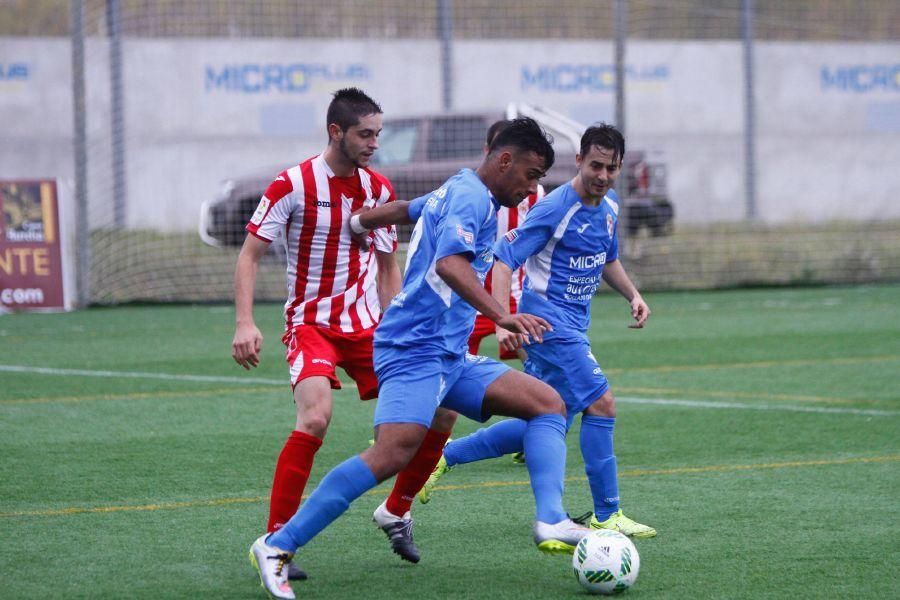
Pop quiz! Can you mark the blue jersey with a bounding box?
[375,169,500,356]
[493,183,620,335]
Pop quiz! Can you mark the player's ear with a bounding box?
[497,150,513,172]
[327,122,344,144]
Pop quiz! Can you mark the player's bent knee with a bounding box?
[430,408,458,432]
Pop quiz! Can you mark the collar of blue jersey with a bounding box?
[459,168,501,212]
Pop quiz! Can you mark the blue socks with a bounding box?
[580,415,619,521]
[523,414,568,524]
[444,418,528,467]
[268,455,377,553]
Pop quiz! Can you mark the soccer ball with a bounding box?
[572,530,640,595]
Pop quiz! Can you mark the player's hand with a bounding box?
[628,294,650,329]
[496,327,525,352]
[349,207,373,249]
[496,312,552,344]
[232,322,263,369]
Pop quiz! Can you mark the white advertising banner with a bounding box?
[0,38,897,229]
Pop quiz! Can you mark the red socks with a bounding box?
[385,427,452,516]
[266,430,323,532]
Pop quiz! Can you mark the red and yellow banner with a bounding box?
[0,180,68,310]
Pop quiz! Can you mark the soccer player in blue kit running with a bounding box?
[419,123,657,539]
[249,118,590,599]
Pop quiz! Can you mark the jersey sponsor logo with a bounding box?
[505,229,520,243]
[607,214,615,238]
[577,222,590,234]
[390,291,407,308]
[315,200,331,207]
[456,224,474,244]
[250,197,270,225]
[570,252,607,269]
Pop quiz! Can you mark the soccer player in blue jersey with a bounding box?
[249,118,590,599]
[419,124,657,540]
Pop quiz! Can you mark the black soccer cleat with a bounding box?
[373,500,421,563]
[287,560,308,581]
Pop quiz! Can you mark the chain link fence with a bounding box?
[2,0,898,304]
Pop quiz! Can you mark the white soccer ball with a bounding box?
[572,530,640,595]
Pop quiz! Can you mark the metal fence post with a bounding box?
[742,0,758,221]
[438,0,453,111]
[71,0,90,307]
[108,0,127,228]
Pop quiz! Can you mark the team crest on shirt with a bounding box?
[606,213,615,238]
[505,229,519,243]
[456,224,474,244]
[250,197,270,225]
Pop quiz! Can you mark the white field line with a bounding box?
[618,396,897,417]
[0,364,283,386]
[1,364,895,416]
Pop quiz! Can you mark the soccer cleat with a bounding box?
[511,451,526,465]
[286,561,307,581]
[373,500,421,563]
[591,509,657,538]
[418,455,452,504]
[533,518,591,555]
[249,534,295,600]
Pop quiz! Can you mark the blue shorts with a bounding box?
[523,335,609,427]
[374,348,511,427]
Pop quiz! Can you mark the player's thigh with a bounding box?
[334,327,379,400]
[525,337,610,420]
[440,355,510,422]
[480,369,565,420]
[284,326,342,390]
[373,350,458,428]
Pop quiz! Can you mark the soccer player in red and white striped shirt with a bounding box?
[232,88,401,581]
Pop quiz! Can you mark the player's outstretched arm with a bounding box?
[601,259,650,328]
[349,201,416,247]
[232,234,269,369]
[436,254,551,343]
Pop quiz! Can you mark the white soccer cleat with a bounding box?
[249,534,296,600]
[533,518,592,555]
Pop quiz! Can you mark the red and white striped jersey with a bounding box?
[246,154,397,333]
[485,185,544,313]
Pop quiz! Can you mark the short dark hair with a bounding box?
[486,119,511,146]
[326,87,382,133]
[580,123,625,164]
[488,117,555,171]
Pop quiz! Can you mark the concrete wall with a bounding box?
[1,37,898,230]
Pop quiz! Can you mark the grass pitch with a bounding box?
[1,285,898,598]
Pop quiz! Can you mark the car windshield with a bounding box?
[373,120,419,166]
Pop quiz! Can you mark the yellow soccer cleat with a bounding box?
[418,455,452,504]
[590,509,657,538]
[533,518,591,555]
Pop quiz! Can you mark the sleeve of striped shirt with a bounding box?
[371,174,398,254]
[246,170,295,242]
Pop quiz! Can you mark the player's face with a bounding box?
[338,113,383,169]
[494,150,547,207]
[576,145,621,202]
